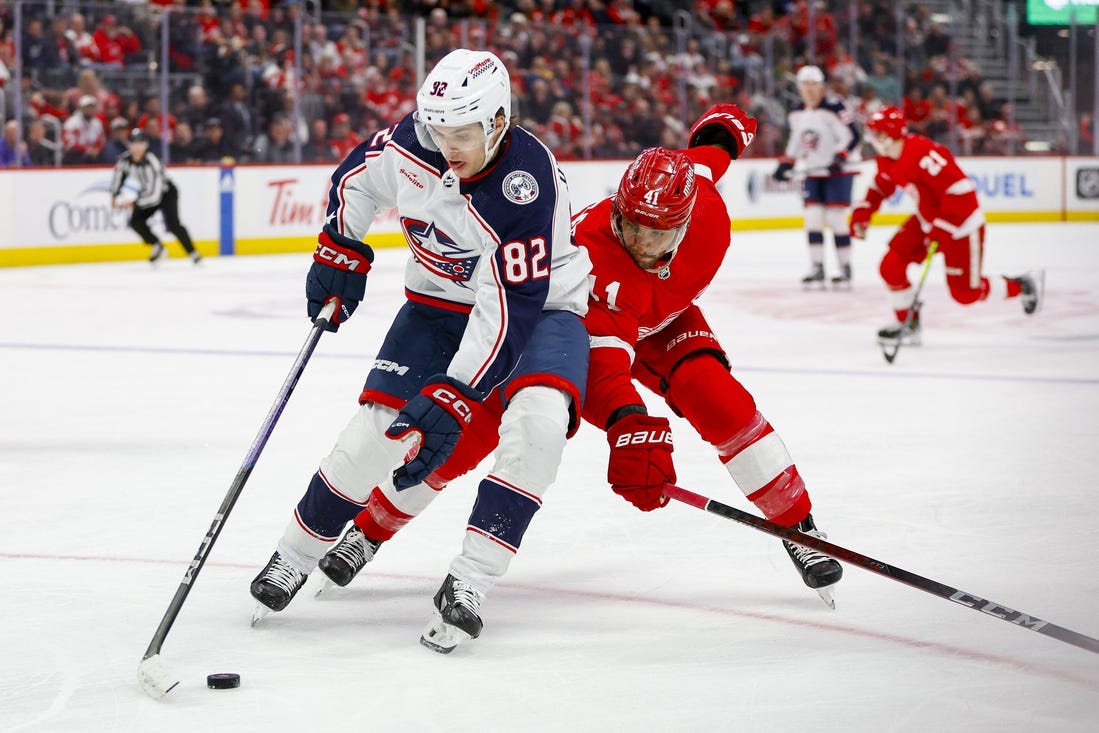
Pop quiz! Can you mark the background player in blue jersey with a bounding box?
[774,65,861,288]
[249,48,591,654]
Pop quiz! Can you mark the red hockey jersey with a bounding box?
[869,133,984,238]
[574,145,733,430]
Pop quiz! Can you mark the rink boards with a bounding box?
[1,155,1096,267]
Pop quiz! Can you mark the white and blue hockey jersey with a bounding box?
[784,96,861,176]
[324,113,591,396]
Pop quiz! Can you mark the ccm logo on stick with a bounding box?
[314,244,368,272]
[432,387,474,424]
[615,431,673,447]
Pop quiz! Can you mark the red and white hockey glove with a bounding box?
[386,375,482,490]
[926,225,957,248]
[307,224,374,332]
[606,413,675,512]
[849,201,874,239]
[688,103,758,159]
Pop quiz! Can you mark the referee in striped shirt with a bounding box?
[110,129,201,264]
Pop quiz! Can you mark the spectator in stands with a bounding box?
[193,117,237,162]
[139,116,166,158]
[170,121,198,164]
[865,58,900,105]
[218,81,255,159]
[25,120,55,167]
[49,16,79,72]
[92,14,142,69]
[976,81,999,123]
[0,120,30,167]
[22,18,60,75]
[924,23,951,58]
[65,12,101,67]
[301,117,337,163]
[252,113,295,162]
[138,96,178,143]
[65,69,115,117]
[902,85,931,134]
[327,112,361,160]
[61,94,106,165]
[103,116,132,162]
[179,84,213,134]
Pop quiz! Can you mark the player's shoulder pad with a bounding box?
[464,127,564,232]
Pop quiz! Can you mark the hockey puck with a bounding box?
[207,673,241,689]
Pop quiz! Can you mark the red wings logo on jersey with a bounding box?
[401,218,479,282]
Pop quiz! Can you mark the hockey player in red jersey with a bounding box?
[573,105,843,605]
[851,106,1043,346]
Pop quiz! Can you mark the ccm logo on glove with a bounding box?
[315,233,372,272]
[614,429,673,448]
[429,386,474,424]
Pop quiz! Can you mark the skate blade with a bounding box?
[251,603,273,627]
[314,579,338,598]
[419,612,471,655]
[815,585,837,610]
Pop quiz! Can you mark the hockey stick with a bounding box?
[664,484,1099,656]
[137,301,337,699]
[882,240,938,364]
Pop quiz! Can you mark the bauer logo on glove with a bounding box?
[613,428,673,448]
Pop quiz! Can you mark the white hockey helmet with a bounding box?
[416,49,511,159]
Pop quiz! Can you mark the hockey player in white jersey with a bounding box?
[249,48,591,653]
[774,65,861,287]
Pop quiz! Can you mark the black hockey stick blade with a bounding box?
[138,301,338,699]
[664,484,1099,656]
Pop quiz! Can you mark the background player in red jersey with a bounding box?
[321,104,844,609]
[572,105,843,606]
[851,106,1044,345]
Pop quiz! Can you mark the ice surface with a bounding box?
[1,223,1097,732]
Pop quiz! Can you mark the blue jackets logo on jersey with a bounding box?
[502,171,539,205]
[402,218,479,282]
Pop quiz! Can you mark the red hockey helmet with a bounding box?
[688,103,757,159]
[866,106,908,156]
[867,106,908,140]
[612,147,697,273]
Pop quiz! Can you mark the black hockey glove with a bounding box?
[828,152,847,175]
[386,375,483,490]
[306,223,374,332]
[773,160,794,182]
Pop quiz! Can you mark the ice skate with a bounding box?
[877,312,921,346]
[830,264,852,289]
[801,263,826,289]
[420,574,485,654]
[250,551,308,624]
[1012,270,1044,315]
[148,243,166,264]
[782,514,843,609]
[189,250,203,265]
[317,524,381,588]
